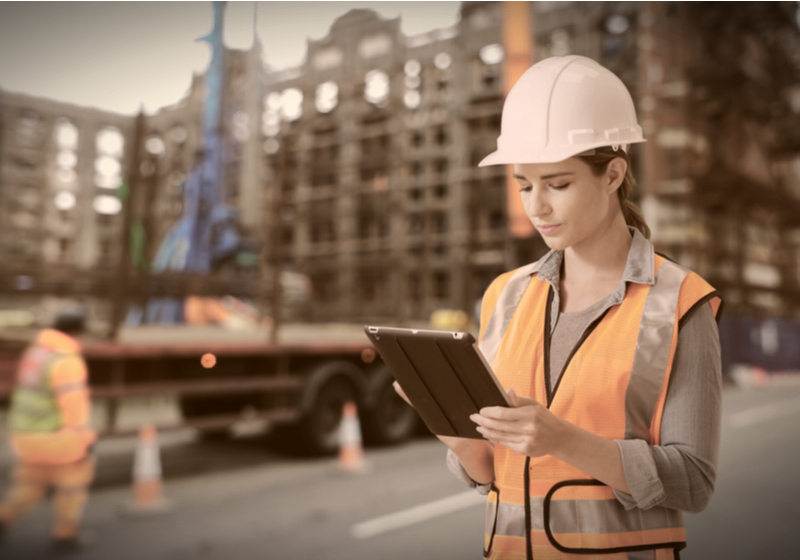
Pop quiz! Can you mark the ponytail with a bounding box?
[620,198,650,240]
[577,147,651,240]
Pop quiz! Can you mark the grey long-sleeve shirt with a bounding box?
[448,230,722,514]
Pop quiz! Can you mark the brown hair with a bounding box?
[577,147,651,240]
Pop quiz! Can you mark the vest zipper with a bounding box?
[543,287,554,407]
[528,285,612,560]
[526,285,556,560]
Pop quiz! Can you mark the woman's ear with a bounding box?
[606,157,628,194]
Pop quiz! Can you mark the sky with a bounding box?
[0,1,461,115]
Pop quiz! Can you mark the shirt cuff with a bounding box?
[613,439,666,510]
[446,448,493,495]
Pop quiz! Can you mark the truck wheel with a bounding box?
[362,370,419,446]
[290,376,357,456]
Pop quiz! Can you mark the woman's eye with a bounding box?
[549,183,569,190]
[519,185,532,193]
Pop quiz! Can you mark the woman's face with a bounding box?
[513,157,625,251]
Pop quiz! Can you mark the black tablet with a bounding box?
[364,326,512,439]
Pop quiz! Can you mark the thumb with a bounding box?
[393,381,413,407]
[507,387,537,408]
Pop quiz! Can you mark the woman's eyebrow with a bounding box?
[540,172,575,180]
[513,172,575,181]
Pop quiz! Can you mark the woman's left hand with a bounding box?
[470,388,566,457]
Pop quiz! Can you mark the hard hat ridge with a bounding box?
[479,55,645,166]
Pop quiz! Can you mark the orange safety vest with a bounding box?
[478,254,722,559]
[9,329,96,465]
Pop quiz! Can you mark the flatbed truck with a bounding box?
[0,322,422,455]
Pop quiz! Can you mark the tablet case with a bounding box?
[364,326,511,439]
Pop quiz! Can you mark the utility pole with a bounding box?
[108,109,146,339]
[268,140,287,344]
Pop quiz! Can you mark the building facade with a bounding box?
[2,2,799,326]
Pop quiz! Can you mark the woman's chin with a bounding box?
[540,235,568,251]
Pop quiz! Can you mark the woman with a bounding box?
[397,55,722,559]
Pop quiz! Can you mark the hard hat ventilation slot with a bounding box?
[604,128,621,143]
[568,129,595,145]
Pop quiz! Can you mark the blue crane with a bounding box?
[144,1,240,324]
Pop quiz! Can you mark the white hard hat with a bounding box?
[479,55,645,166]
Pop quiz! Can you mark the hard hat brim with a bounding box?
[478,139,646,167]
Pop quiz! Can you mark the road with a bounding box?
[684,377,800,560]
[1,379,799,560]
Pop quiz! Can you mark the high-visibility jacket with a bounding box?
[9,329,96,465]
[478,252,721,559]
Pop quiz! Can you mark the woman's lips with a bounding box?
[537,224,560,235]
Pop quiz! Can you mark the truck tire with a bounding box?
[305,376,357,454]
[274,376,357,456]
[362,367,419,446]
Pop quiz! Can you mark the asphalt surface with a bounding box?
[0,378,798,560]
[683,378,800,560]
[1,434,482,560]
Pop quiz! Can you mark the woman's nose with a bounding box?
[524,187,548,218]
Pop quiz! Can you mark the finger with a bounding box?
[478,405,535,421]
[470,413,518,431]
[476,426,524,446]
[476,425,521,440]
[468,418,528,435]
[393,381,413,407]
[509,392,538,408]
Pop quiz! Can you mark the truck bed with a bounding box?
[115,323,372,347]
[0,323,376,397]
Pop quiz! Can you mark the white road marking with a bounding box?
[351,490,485,539]
[728,396,800,428]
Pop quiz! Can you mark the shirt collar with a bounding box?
[530,227,655,288]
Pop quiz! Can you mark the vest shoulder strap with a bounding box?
[478,261,541,366]
[624,257,688,441]
[626,257,722,442]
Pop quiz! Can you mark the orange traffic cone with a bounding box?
[752,366,769,388]
[338,402,367,473]
[122,424,172,515]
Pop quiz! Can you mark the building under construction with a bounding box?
[2,2,800,331]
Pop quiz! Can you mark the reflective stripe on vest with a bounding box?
[625,260,687,442]
[9,346,64,434]
[478,254,721,558]
[486,491,684,537]
[478,260,541,368]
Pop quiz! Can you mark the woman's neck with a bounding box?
[562,213,633,289]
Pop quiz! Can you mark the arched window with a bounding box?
[365,70,390,106]
[315,81,339,113]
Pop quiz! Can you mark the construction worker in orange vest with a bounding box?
[396,55,723,559]
[0,303,97,550]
